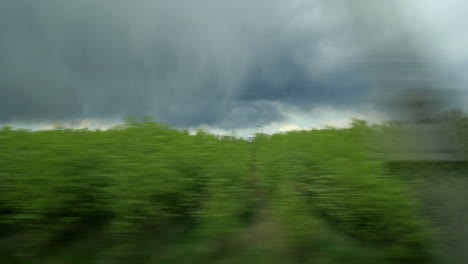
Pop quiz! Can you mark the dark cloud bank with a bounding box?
[0,0,466,129]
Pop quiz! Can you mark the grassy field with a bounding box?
[0,119,466,263]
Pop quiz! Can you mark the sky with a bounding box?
[1,0,468,135]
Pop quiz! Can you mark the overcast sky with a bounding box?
[1,0,467,134]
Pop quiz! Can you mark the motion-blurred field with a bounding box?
[1,118,467,263]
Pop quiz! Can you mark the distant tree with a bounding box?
[438,108,467,122]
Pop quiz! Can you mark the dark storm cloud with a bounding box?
[0,0,465,128]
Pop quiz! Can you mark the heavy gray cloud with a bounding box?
[1,0,467,129]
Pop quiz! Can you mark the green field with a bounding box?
[1,119,467,263]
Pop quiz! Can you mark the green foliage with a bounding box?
[254,123,436,263]
[0,121,253,262]
[2,119,464,263]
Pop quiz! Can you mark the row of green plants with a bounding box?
[0,121,254,263]
[0,118,466,263]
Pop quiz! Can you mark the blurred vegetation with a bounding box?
[0,116,467,263]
